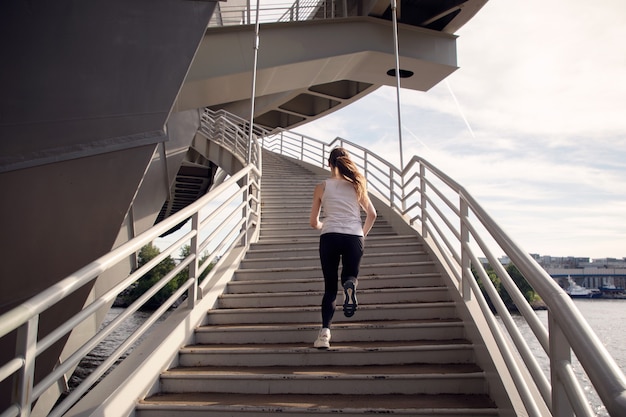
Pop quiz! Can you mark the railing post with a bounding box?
[389,166,394,209]
[243,172,250,247]
[420,163,427,238]
[364,152,369,184]
[400,168,406,214]
[15,316,38,417]
[549,311,575,417]
[460,199,471,300]
[188,212,200,307]
[234,125,239,157]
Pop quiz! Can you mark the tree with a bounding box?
[506,263,541,305]
[473,262,541,312]
[117,244,216,310]
[175,245,215,285]
[473,264,501,312]
[118,243,177,310]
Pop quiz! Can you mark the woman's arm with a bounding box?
[310,182,324,229]
[360,194,377,237]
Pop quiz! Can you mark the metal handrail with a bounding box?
[0,111,262,417]
[262,128,626,416]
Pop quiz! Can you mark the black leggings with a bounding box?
[319,233,364,328]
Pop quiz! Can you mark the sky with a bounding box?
[292,0,626,260]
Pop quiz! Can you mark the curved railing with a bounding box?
[262,129,626,417]
[209,0,351,27]
[0,111,262,417]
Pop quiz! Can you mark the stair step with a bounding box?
[204,302,458,325]
[259,227,396,238]
[258,214,387,224]
[137,393,497,417]
[234,261,439,280]
[261,195,315,203]
[262,183,321,188]
[262,177,322,183]
[225,273,444,293]
[259,218,392,228]
[159,364,487,395]
[218,287,451,308]
[259,210,388,220]
[178,340,475,367]
[245,244,424,259]
[260,202,318,209]
[239,251,432,269]
[194,319,465,344]
[248,235,421,252]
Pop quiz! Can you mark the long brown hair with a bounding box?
[328,147,366,201]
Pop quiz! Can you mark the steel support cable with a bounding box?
[248,0,261,162]
[390,0,405,212]
[244,0,261,247]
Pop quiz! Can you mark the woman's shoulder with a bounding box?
[327,177,350,184]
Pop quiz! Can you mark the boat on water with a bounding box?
[599,279,626,299]
[566,276,602,298]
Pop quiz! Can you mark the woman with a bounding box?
[309,147,377,349]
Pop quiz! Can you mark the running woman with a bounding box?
[309,147,377,349]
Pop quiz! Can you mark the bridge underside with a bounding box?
[178,17,458,130]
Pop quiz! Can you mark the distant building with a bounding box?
[531,254,590,269]
[525,254,626,292]
[479,254,626,291]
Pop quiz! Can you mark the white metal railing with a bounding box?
[201,109,267,163]
[208,0,351,27]
[262,129,626,417]
[0,111,262,417]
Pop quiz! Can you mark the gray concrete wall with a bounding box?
[0,0,217,173]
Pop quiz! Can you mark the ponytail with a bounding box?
[328,147,366,201]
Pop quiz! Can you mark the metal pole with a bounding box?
[245,1,261,246]
[390,0,406,213]
[391,0,404,172]
[247,1,261,163]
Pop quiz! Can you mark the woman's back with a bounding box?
[321,178,363,236]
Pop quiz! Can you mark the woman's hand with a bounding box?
[310,182,324,229]
[360,194,377,236]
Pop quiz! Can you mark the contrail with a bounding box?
[446,79,476,139]
[403,124,431,152]
[381,95,431,152]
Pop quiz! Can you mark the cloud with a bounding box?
[293,0,626,259]
[453,0,626,138]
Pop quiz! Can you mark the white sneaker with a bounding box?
[314,328,331,349]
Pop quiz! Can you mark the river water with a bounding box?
[503,299,626,416]
[74,300,625,415]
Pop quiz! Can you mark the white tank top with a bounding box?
[320,178,363,236]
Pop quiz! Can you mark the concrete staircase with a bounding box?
[136,151,498,416]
